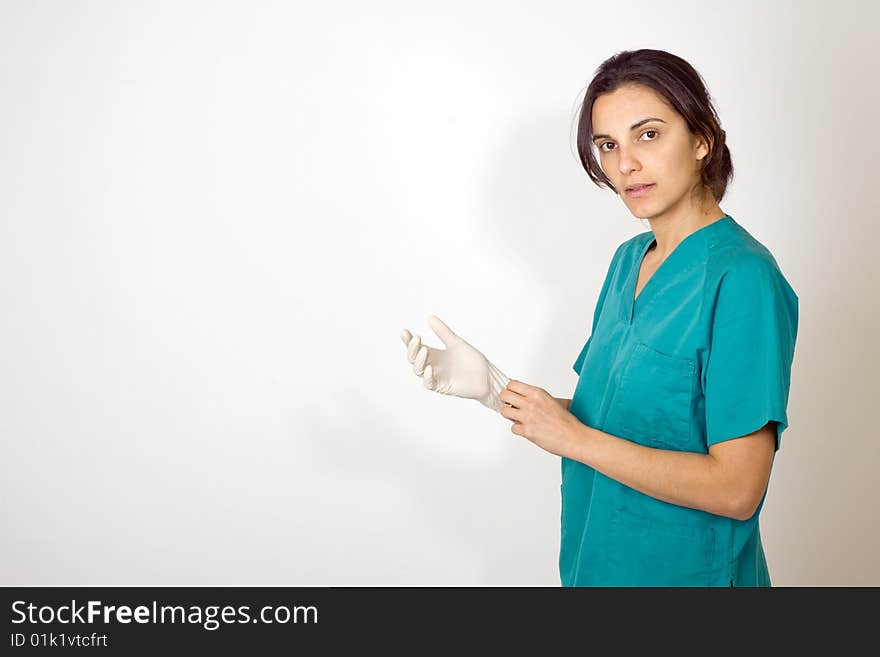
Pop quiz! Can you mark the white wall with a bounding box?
[2,0,876,585]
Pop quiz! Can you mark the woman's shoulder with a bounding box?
[708,220,797,298]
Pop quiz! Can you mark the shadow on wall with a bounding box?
[327,107,633,585]
[286,107,616,585]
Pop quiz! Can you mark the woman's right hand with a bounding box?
[399,315,510,413]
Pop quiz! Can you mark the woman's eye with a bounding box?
[599,129,658,153]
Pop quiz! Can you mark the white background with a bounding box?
[2,0,877,585]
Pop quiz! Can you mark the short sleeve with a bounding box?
[573,243,623,374]
[704,258,799,451]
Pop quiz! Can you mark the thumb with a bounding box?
[427,315,457,346]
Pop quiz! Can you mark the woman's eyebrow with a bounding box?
[592,117,667,142]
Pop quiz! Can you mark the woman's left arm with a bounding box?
[500,379,776,521]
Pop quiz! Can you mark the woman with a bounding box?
[400,49,798,587]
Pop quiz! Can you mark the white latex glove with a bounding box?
[399,315,510,413]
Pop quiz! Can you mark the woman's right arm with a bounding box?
[554,398,572,411]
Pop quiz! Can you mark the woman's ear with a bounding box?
[695,133,712,162]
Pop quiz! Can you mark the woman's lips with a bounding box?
[625,183,655,198]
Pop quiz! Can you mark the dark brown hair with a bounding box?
[575,49,733,202]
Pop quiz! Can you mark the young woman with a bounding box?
[400,49,798,587]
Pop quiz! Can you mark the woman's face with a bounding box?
[591,83,709,218]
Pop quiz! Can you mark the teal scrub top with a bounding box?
[562,214,798,587]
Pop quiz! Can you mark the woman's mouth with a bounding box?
[625,183,655,198]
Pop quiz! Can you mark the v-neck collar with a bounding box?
[625,215,732,324]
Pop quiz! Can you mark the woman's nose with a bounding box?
[616,145,641,175]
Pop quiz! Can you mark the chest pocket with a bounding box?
[605,341,698,451]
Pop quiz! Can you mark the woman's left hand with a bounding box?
[499,380,579,457]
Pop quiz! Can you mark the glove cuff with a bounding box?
[479,360,510,413]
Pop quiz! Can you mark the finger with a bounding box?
[400,329,413,347]
[427,315,457,346]
[505,379,530,396]
[498,390,517,408]
[501,404,520,422]
[407,335,422,363]
[423,364,435,390]
[413,345,428,376]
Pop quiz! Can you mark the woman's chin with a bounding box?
[625,200,655,217]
